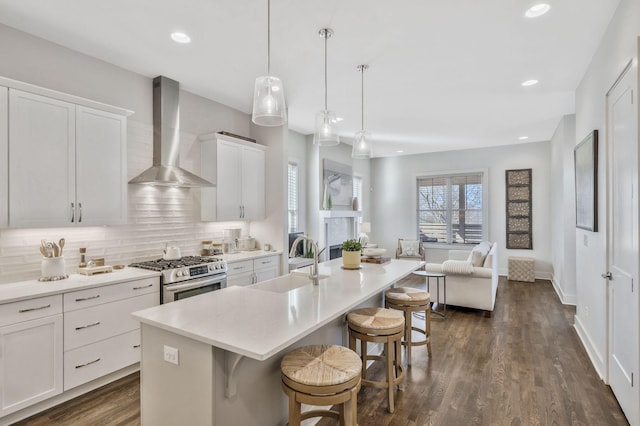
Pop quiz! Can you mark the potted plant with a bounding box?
[341,239,362,269]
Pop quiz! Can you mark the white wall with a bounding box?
[550,115,577,304]
[370,141,552,277]
[0,23,291,283]
[573,0,640,377]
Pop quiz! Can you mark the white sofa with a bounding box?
[424,242,498,315]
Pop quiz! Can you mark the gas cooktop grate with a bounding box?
[129,256,223,271]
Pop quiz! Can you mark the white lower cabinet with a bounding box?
[0,296,63,417]
[62,279,159,391]
[64,329,141,391]
[227,255,280,287]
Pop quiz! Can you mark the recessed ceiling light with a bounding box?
[525,3,550,18]
[335,117,344,122]
[396,150,404,153]
[521,79,539,87]
[519,136,529,140]
[170,32,191,44]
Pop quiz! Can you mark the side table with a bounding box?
[412,271,447,318]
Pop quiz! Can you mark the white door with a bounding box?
[606,61,639,426]
[241,146,266,221]
[9,89,75,227]
[76,106,127,225]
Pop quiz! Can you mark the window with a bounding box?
[287,162,298,232]
[417,172,484,244]
[352,176,363,211]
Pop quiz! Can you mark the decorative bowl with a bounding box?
[362,248,386,258]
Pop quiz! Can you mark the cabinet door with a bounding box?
[227,272,254,287]
[254,267,278,284]
[9,89,75,228]
[0,315,63,416]
[0,86,7,228]
[76,106,127,225]
[216,141,242,220]
[241,146,266,221]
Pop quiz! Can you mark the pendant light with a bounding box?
[352,64,373,159]
[252,0,287,127]
[313,28,340,146]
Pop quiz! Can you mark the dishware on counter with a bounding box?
[362,248,387,258]
[263,243,271,251]
[237,236,256,250]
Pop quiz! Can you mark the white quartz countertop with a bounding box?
[218,250,281,263]
[132,258,423,361]
[0,267,161,304]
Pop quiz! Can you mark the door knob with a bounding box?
[601,272,612,280]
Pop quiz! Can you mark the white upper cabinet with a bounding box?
[7,87,128,228]
[200,133,266,221]
[0,86,7,228]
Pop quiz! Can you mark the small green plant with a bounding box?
[304,245,326,259]
[341,239,362,252]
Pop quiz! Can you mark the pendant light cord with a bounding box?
[324,31,328,110]
[267,0,271,75]
[360,66,364,130]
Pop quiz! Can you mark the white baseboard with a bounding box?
[573,314,606,381]
[551,275,577,305]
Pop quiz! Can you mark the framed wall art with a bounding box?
[505,168,532,249]
[574,130,598,232]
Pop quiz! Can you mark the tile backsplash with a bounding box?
[0,121,248,284]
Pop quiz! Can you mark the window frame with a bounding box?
[416,168,489,248]
[287,161,299,233]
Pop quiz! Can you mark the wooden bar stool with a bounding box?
[281,344,362,425]
[385,287,432,366]
[347,307,405,413]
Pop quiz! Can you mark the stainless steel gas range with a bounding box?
[129,256,227,304]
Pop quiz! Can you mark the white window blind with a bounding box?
[288,162,298,232]
[417,173,484,244]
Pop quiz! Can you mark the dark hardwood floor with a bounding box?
[15,276,628,426]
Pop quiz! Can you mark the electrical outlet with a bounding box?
[583,234,588,247]
[163,345,179,365]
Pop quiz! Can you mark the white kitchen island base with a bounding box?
[134,259,424,426]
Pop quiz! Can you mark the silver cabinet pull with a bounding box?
[75,321,101,330]
[19,304,51,313]
[133,284,153,290]
[75,294,100,302]
[71,202,75,223]
[78,202,83,223]
[133,344,141,349]
[75,358,100,369]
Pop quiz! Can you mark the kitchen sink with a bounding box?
[251,273,327,293]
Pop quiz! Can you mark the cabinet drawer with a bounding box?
[64,292,157,350]
[64,277,160,311]
[63,329,140,391]
[254,255,279,271]
[0,295,62,326]
[226,259,253,276]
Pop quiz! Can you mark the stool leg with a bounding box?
[343,386,358,426]
[405,308,412,367]
[288,391,301,426]
[386,338,395,413]
[426,302,432,356]
[362,340,368,380]
[395,337,403,389]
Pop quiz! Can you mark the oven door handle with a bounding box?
[165,275,227,293]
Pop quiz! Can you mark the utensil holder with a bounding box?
[41,256,66,279]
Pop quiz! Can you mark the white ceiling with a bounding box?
[0,0,620,157]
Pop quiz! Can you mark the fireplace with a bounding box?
[329,245,342,260]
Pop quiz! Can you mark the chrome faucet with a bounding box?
[289,235,320,285]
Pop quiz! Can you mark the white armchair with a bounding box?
[424,242,499,315]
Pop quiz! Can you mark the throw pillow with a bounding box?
[467,242,491,267]
[400,240,420,256]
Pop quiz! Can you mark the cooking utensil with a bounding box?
[58,238,65,256]
[45,242,54,258]
[163,243,182,260]
[39,246,48,257]
[52,242,60,257]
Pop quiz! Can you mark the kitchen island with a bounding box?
[132,258,423,426]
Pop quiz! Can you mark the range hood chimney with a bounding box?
[129,76,214,187]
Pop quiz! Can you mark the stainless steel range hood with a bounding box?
[129,76,214,187]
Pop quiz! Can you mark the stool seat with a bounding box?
[281,345,362,388]
[347,306,404,331]
[385,287,430,303]
[281,345,362,425]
